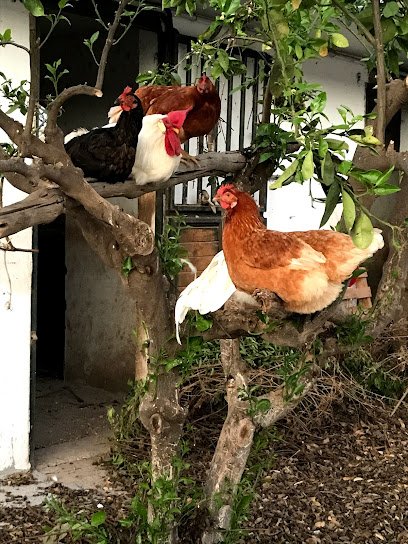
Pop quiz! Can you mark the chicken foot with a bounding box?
[252,288,284,314]
[180,148,200,167]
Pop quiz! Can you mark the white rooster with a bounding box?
[132,109,190,185]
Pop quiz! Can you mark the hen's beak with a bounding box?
[172,127,180,134]
[212,194,220,203]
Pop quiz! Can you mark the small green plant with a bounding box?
[44,58,69,97]
[335,314,372,346]
[238,385,272,418]
[343,348,408,400]
[0,73,29,115]
[156,215,190,281]
[120,456,202,544]
[43,497,109,544]
[121,255,135,277]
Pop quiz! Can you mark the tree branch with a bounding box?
[0,41,30,54]
[372,0,386,143]
[0,188,65,239]
[332,0,376,47]
[44,85,103,145]
[23,15,40,145]
[203,339,255,543]
[0,151,248,237]
[95,0,132,89]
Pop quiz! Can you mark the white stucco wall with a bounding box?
[0,1,31,473]
[266,55,368,231]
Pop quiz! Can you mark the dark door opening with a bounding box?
[36,217,66,379]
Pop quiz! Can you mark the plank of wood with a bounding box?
[343,284,372,300]
[181,241,219,257]
[181,227,218,243]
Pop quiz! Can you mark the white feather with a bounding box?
[64,127,89,144]
[132,114,182,185]
[108,105,123,124]
[175,251,236,344]
[64,121,116,145]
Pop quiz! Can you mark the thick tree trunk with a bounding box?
[202,340,255,543]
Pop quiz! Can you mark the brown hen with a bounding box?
[109,74,221,144]
[214,184,384,314]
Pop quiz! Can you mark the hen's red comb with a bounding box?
[216,183,237,196]
[119,85,133,98]
[166,108,192,128]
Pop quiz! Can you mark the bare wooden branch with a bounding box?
[95,0,132,89]
[0,41,30,54]
[45,85,103,145]
[0,188,65,239]
[0,151,248,237]
[23,15,40,145]
[254,371,316,428]
[372,0,386,143]
[261,72,273,125]
[203,339,255,543]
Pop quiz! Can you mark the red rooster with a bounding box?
[65,86,143,183]
[214,184,384,314]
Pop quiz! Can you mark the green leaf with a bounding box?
[331,33,349,48]
[381,19,397,43]
[295,43,303,59]
[194,314,213,332]
[383,1,399,18]
[373,184,400,196]
[320,180,341,228]
[91,511,106,527]
[326,138,348,151]
[217,50,230,73]
[374,165,394,186]
[301,150,314,180]
[255,398,271,413]
[350,168,390,186]
[271,159,299,189]
[2,29,11,42]
[225,0,241,16]
[352,212,374,249]
[318,137,328,159]
[122,256,134,277]
[362,135,382,145]
[321,151,334,186]
[338,160,352,176]
[259,151,275,163]
[342,189,356,232]
[211,62,223,80]
[22,0,45,16]
[309,92,327,113]
[89,31,99,45]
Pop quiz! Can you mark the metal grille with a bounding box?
[167,39,268,220]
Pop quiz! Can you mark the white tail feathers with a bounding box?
[64,127,89,144]
[175,251,236,344]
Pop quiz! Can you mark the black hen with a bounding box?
[65,86,143,183]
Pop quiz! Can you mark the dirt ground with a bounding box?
[0,398,407,543]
